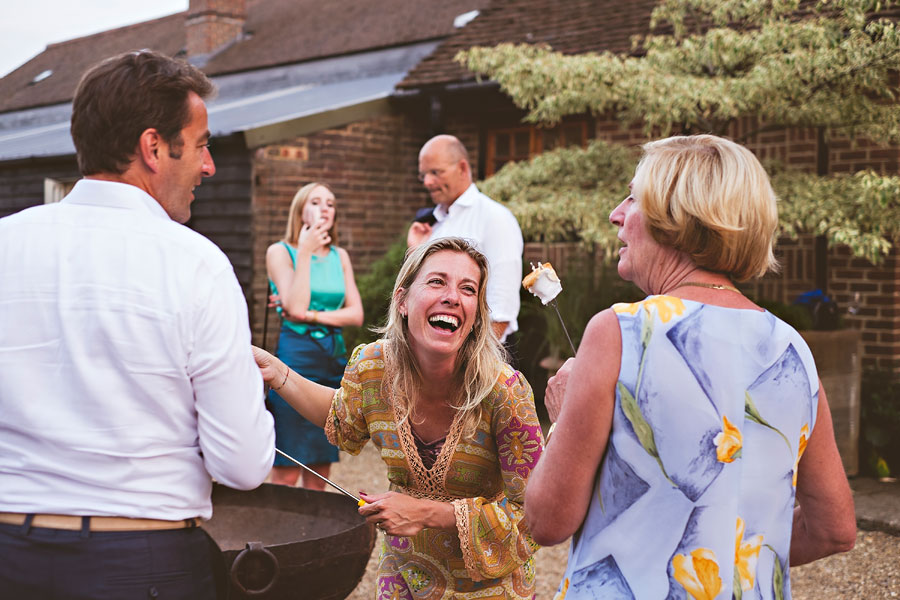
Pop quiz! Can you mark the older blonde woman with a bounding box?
[527,135,856,599]
[254,237,543,600]
[265,182,363,489]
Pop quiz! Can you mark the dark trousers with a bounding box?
[0,520,224,600]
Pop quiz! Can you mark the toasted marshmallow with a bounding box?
[523,262,562,305]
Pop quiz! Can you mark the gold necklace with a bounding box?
[671,281,740,293]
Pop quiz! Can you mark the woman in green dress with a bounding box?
[265,182,363,489]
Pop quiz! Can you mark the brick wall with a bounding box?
[245,89,900,373]
[249,112,432,346]
[743,238,900,372]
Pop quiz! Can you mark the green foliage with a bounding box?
[342,236,408,351]
[773,169,900,264]
[462,0,900,263]
[483,142,900,263]
[460,0,900,142]
[478,139,636,258]
[860,369,900,477]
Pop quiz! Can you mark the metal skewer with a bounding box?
[549,298,577,356]
[275,448,364,504]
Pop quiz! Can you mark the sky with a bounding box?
[0,1,188,78]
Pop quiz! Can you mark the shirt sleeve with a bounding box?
[481,207,523,327]
[189,266,275,490]
[324,343,374,455]
[452,370,544,581]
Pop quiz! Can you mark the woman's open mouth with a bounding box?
[428,314,460,333]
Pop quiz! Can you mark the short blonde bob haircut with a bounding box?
[378,237,507,439]
[635,134,779,282]
[283,182,337,246]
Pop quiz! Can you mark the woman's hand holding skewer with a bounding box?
[544,358,574,422]
[358,491,456,537]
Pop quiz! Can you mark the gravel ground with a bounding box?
[325,442,900,600]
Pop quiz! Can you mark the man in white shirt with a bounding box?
[408,135,523,343]
[0,50,274,599]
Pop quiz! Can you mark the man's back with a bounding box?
[0,180,273,520]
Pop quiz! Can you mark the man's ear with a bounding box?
[137,128,163,173]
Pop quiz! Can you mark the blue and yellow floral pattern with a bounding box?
[558,296,819,599]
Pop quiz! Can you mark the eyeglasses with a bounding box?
[417,167,449,182]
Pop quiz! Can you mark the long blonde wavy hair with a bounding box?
[378,237,507,439]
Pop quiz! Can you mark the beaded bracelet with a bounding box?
[270,366,290,391]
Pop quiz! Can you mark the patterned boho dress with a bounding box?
[325,340,544,600]
[556,296,818,600]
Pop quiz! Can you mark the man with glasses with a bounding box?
[408,134,523,343]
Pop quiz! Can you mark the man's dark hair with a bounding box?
[71,50,215,176]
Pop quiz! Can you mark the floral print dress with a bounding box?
[325,341,544,600]
[557,296,817,600]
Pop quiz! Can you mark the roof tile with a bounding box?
[0,0,486,114]
[398,0,660,90]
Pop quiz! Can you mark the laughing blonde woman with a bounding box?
[254,237,543,599]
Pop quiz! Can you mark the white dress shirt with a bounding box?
[429,183,523,340]
[0,180,274,520]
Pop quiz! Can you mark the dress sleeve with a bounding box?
[324,343,375,455]
[452,369,544,581]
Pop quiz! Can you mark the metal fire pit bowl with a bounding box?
[203,483,376,599]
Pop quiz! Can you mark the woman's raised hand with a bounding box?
[297,221,331,255]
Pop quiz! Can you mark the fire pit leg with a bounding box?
[231,541,280,597]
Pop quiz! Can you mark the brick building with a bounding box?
[1,0,898,376]
[0,0,486,346]
[394,0,900,375]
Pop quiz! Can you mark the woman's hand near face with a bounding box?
[358,491,456,537]
[544,358,575,422]
[297,221,331,256]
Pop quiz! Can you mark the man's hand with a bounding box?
[544,358,575,422]
[407,222,432,248]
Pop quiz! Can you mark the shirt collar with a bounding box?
[434,183,479,221]
[62,179,173,221]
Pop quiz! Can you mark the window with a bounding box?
[485,120,589,177]
[44,178,77,204]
